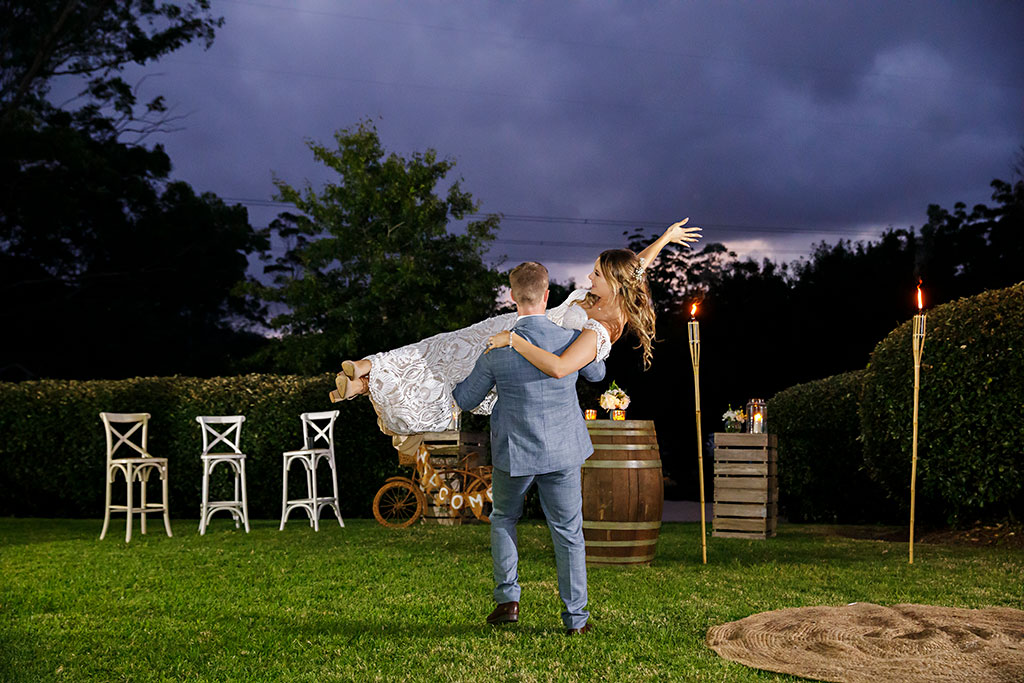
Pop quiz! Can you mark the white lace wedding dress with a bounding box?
[366,288,612,435]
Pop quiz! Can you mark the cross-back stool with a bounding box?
[280,410,344,531]
[196,415,250,535]
[99,412,172,543]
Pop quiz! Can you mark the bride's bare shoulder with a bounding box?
[584,311,622,343]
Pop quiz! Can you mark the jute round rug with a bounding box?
[706,603,1024,683]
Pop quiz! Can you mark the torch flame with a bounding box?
[690,303,698,318]
[916,281,923,311]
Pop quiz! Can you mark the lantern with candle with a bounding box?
[746,399,767,434]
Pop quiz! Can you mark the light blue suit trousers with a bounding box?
[490,465,589,630]
[453,314,603,630]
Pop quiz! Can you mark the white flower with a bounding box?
[599,381,630,411]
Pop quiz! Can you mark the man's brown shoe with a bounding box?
[486,601,519,625]
[566,623,592,635]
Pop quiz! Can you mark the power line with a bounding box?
[225,196,875,236]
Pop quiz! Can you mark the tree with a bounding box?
[615,176,1023,498]
[0,122,266,378]
[1,1,221,132]
[249,122,505,375]
[0,1,265,380]
[917,178,1024,302]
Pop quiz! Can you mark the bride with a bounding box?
[330,219,701,449]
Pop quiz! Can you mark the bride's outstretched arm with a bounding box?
[487,328,599,379]
[636,218,703,267]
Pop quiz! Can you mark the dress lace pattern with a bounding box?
[366,289,609,435]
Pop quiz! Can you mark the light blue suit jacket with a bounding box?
[452,314,606,476]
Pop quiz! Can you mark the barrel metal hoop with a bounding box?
[585,554,657,564]
[591,444,660,451]
[583,520,662,530]
[583,459,661,469]
[584,539,659,547]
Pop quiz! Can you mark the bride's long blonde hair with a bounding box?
[581,248,657,370]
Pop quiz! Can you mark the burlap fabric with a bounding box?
[707,603,1024,683]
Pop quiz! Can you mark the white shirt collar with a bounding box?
[515,313,546,322]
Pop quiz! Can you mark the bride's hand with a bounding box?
[486,330,511,353]
[665,218,702,245]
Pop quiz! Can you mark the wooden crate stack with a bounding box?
[712,433,778,539]
[420,431,490,526]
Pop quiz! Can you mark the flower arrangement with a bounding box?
[722,405,745,433]
[599,380,630,412]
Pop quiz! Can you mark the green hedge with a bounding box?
[861,282,1024,524]
[0,375,405,520]
[768,369,895,523]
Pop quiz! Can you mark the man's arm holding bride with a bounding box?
[489,328,604,381]
[452,350,497,412]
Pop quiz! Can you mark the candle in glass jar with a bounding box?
[584,409,597,420]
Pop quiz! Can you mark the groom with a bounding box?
[453,261,604,635]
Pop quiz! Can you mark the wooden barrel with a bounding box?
[582,419,663,565]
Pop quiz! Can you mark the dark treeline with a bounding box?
[0,2,265,381]
[594,176,1024,497]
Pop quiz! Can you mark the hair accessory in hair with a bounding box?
[631,258,646,284]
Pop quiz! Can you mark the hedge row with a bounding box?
[0,375,405,520]
[769,282,1023,525]
[767,369,895,523]
[861,282,1024,524]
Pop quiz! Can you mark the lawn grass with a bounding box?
[1,518,1022,682]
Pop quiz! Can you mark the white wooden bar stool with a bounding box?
[99,412,172,543]
[196,415,250,535]
[280,410,344,531]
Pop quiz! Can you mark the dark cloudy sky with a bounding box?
[115,0,1024,284]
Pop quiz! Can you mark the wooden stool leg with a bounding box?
[125,464,134,543]
[329,455,344,528]
[233,466,241,529]
[280,456,290,530]
[310,457,320,532]
[240,460,251,533]
[200,460,210,535]
[139,469,148,535]
[100,467,113,540]
[161,464,172,537]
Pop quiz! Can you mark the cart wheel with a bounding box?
[373,479,425,528]
[465,476,493,524]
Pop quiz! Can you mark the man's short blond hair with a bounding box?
[509,261,549,305]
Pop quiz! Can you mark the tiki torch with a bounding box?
[687,302,708,564]
[909,281,927,564]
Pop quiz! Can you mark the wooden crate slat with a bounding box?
[714,433,769,447]
[715,502,768,518]
[714,433,774,447]
[713,530,772,539]
[714,462,774,476]
[713,448,770,462]
[712,477,771,490]
[715,488,769,504]
[713,517,770,532]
